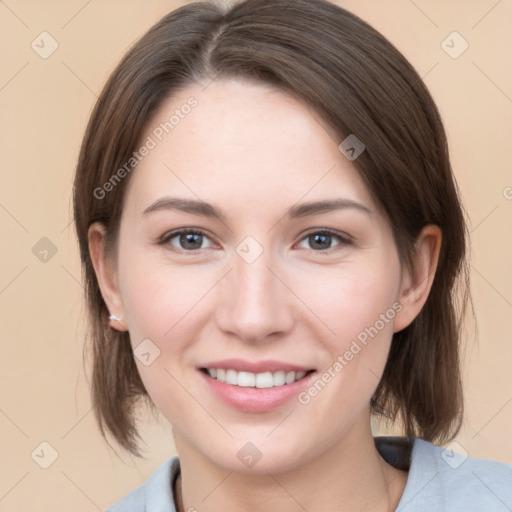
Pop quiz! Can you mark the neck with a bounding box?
[173,412,407,512]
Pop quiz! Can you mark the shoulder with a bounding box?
[104,456,180,512]
[398,437,512,511]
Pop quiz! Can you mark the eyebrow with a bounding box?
[142,196,372,220]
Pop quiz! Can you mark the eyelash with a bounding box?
[158,228,352,255]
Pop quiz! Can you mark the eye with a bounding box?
[297,230,351,252]
[158,228,350,254]
[160,229,215,253]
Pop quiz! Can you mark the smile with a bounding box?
[201,368,313,388]
[197,358,317,412]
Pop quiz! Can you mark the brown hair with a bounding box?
[74,0,469,458]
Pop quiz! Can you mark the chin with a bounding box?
[194,436,313,476]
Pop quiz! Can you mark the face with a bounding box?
[99,78,417,474]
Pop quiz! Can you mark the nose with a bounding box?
[215,249,295,343]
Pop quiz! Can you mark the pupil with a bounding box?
[311,233,331,250]
[181,233,202,249]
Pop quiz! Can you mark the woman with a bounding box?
[73,0,511,510]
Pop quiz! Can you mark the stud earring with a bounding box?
[109,314,122,322]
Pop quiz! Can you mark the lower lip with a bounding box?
[198,370,317,413]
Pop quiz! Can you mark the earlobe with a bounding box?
[88,222,127,332]
[393,225,442,333]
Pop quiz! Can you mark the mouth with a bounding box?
[199,367,316,388]
[196,359,317,412]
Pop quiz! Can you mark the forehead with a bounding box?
[123,78,373,217]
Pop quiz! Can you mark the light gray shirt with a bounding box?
[105,436,512,511]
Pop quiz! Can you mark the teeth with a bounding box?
[273,371,285,386]
[237,371,255,387]
[256,372,273,388]
[205,368,310,388]
[226,369,238,385]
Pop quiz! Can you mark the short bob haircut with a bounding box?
[74,0,469,458]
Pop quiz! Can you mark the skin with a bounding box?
[89,78,441,512]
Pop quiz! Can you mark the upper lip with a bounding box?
[198,359,315,374]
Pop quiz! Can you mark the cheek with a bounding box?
[116,256,213,418]
[297,257,401,401]
[116,250,220,402]
[117,236,214,340]
[117,233,402,418]
[301,260,401,344]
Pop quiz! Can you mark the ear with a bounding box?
[88,222,127,332]
[393,225,442,333]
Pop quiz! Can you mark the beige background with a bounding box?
[1,0,511,510]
